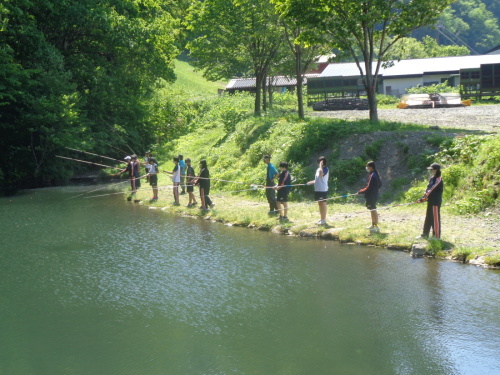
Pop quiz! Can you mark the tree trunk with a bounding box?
[262,75,267,112]
[295,46,304,119]
[254,73,262,116]
[268,78,273,109]
[367,84,378,122]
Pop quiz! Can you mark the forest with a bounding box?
[1,0,499,193]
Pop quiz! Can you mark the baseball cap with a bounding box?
[124,156,131,160]
[427,163,441,170]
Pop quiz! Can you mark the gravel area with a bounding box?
[309,104,500,133]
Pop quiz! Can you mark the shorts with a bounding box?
[187,185,194,193]
[149,174,158,186]
[366,198,377,210]
[135,177,141,188]
[277,190,289,202]
[314,191,328,202]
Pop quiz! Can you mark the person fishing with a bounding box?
[416,163,443,239]
[357,161,382,232]
[307,156,329,226]
[275,161,291,221]
[147,157,159,202]
[262,155,279,215]
[194,159,214,210]
[116,156,136,198]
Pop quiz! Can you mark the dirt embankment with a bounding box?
[310,104,500,134]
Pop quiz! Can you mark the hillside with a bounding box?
[172,59,226,96]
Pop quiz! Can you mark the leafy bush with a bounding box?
[406,81,459,94]
[377,94,400,105]
[484,254,500,267]
[363,139,386,160]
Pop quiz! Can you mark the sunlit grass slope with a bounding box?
[172,59,226,96]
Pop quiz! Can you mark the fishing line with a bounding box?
[56,155,122,170]
[65,147,126,164]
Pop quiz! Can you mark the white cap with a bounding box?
[124,156,131,160]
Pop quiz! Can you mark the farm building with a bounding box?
[225,76,314,94]
[307,54,500,101]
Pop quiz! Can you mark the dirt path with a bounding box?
[309,104,500,134]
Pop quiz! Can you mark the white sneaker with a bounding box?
[317,220,327,225]
[370,226,380,233]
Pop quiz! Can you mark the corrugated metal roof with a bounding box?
[226,75,313,90]
[319,55,500,78]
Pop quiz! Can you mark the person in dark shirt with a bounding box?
[416,163,444,239]
[357,161,382,232]
[194,159,214,210]
[185,158,198,207]
[275,161,292,221]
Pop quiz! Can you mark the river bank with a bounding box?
[128,187,500,269]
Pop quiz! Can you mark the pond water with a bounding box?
[0,187,499,375]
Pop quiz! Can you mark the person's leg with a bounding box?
[200,188,206,209]
[319,201,327,221]
[180,176,186,194]
[422,203,433,237]
[283,202,288,219]
[432,205,441,238]
[205,194,213,207]
[276,201,282,218]
[173,182,179,204]
[370,210,378,226]
[265,187,274,212]
[131,177,136,194]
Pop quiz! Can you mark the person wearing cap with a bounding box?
[148,157,159,201]
[416,163,443,239]
[117,156,135,198]
[262,155,279,215]
[185,158,198,207]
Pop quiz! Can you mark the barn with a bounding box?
[307,54,500,101]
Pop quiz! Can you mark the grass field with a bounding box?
[172,59,226,96]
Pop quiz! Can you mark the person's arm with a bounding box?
[358,173,373,195]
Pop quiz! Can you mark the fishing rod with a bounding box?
[66,178,132,200]
[56,155,123,170]
[65,147,126,164]
[268,193,359,214]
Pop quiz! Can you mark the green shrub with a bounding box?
[377,94,400,105]
[451,248,472,263]
[364,139,386,160]
[406,81,459,94]
[484,254,500,267]
[426,238,446,256]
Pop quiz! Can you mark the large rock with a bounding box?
[411,243,426,257]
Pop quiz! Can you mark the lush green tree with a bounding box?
[387,36,470,60]
[276,0,454,122]
[0,0,180,193]
[186,0,283,116]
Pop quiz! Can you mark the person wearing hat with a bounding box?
[416,163,443,239]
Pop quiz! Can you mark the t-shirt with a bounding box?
[278,170,292,194]
[314,167,329,192]
[186,165,195,185]
[266,163,278,184]
[179,160,187,176]
[198,168,210,190]
[172,164,181,183]
[149,163,158,174]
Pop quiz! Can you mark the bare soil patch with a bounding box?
[309,104,500,133]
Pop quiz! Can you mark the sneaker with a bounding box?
[370,226,380,233]
[317,219,327,225]
[415,234,428,240]
[180,191,186,195]
[209,203,215,209]
[366,225,375,229]
[282,216,289,222]
[173,202,180,206]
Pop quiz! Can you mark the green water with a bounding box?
[0,187,499,375]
